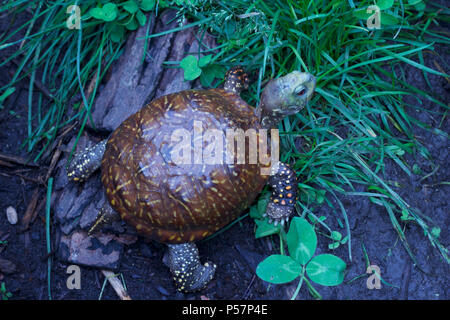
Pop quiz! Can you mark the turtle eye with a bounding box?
[296,88,306,96]
[294,86,306,96]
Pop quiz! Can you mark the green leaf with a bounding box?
[257,197,269,215]
[328,242,340,250]
[316,189,326,204]
[180,55,202,81]
[89,7,104,20]
[412,164,422,175]
[198,54,212,68]
[89,3,118,22]
[101,3,118,21]
[256,255,301,284]
[254,219,281,238]
[249,205,261,219]
[200,64,227,87]
[353,9,368,20]
[123,1,139,14]
[306,254,346,286]
[286,217,317,265]
[331,231,342,241]
[414,2,426,11]
[381,12,400,25]
[376,0,394,10]
[400,209,414,221]
[110,24,125,43]
[136,9,147,26]
[125,17,139,30]
[140,0,156,11]
[431,227,441,239]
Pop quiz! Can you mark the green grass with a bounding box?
[0,0,449,284]
[173,0,449,264]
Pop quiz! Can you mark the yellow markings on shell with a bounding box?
[167,191,194,224]
[112,180,132,194]
[146,212,154,223]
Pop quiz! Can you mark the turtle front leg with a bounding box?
[223,66,250,95]
[67,140,107,182]
[264,162,298,225]
[167,243,216,292]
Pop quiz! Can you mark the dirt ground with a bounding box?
[0,10,448,300]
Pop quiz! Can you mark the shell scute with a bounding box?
[102,89,268,243]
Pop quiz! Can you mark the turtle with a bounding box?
[67,67,316,292]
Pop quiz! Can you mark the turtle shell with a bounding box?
[101,89,269,243]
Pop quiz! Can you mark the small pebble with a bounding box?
[6,206,18,225]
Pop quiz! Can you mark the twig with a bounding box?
[20,188,41,231]
[101,270,132,300]
[0,159,14,167]
[0,152,38,167]
[44,144,62,182]
[0,171,42,184]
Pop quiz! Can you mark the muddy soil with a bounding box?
[0,9,448,300]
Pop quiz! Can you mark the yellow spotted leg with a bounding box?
[264,162,298,226]
[67,140,107,182]
[167,243,216,292]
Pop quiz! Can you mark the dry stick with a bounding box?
[0,159,14,167]
[0,171,41,184]
[20,188,40,231]
[0,152,38,167]
[44,142,62,182]
[101,270,132,300]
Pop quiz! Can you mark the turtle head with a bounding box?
[259,71,316,128]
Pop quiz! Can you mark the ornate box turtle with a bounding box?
[67,67,316,292]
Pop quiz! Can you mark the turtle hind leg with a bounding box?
[167,243,216,292]
[223,66,250,95]
[67,139,107,182]
[88,200,120,235]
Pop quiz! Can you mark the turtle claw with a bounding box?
[264,201,294,226]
